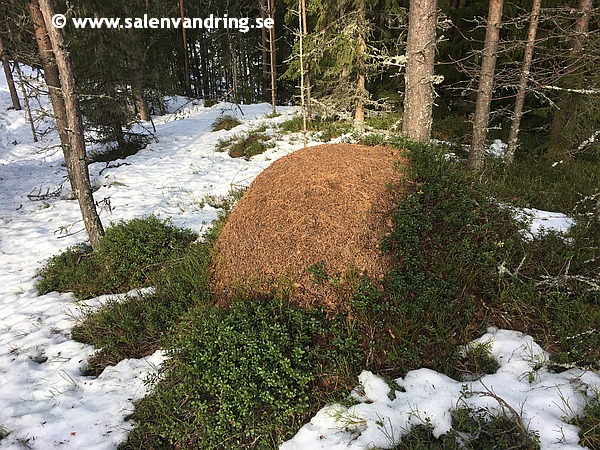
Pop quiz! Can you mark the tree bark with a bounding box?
[14,62,37,142]
[301,0,312,119]
[179,0,191,96]
[572,0,593,53]
[35,0,105,250]
[268,0,277,113]
[549,0,593,159]
[28,0,71,175]
[468,0,503,171]
[402,0,437,142]
[0,36,22,111]
[354,0,366,129]
[505,0,541,164]
[260,0,270,102]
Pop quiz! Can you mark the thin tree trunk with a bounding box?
[468,0,504,171]
[123,4,150,122]
[572,0,593,53]
[268,0,277,113]
[260,0,270,102]
[549,0,593,159]
[301,0,312,119]
[200,40,210,99]
[0,37,22,111]
[14,62,37,142]
[402,0,437,142]
[354,0,366,129]
[36,0,104,250]
[299,0,307,145]
[127,37,149,121]
[506,0,541,164]
[229,36,239,104]
[179,0,191,96]
[28,0,71,174]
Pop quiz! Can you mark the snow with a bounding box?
[487,138,508,158]
[0,68,304,448]
[282,329,600,450]
[1,68,597,449]
[513,207,576,239]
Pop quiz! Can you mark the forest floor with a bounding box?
[1,69,599,450]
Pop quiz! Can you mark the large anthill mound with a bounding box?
[211,143,407,310]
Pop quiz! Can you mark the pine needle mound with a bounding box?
[211,143,407,310]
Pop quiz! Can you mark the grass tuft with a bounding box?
[216,131,275,160]
[572,399,600,449]
[211,115,242,131]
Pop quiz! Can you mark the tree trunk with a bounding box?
[468,0,503,171]
[36,0,105,250]
[402,0,437,142]
[200,40,210,99]
[505,0,541,164]
[301,0,312,119]
[133,77,150,121]
[549,0,593,159]
[179,0,191,96]
[28,0,71,178]
[268,0,277,113]
[14,62,37,142]
[354,0,366,129]
[0,37,22,111]
[128,37,150,121]
[572,0,593,53]
[260,0,270,102]
[298,0,307,144]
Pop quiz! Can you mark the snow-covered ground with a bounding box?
[1,69,597,449]
[281,329,600,450]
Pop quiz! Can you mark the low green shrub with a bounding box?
[372,142,524,376]
[123,299,325,449]
[37,215,197,299]
[69,210,229,375]
[364,112,403,132]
